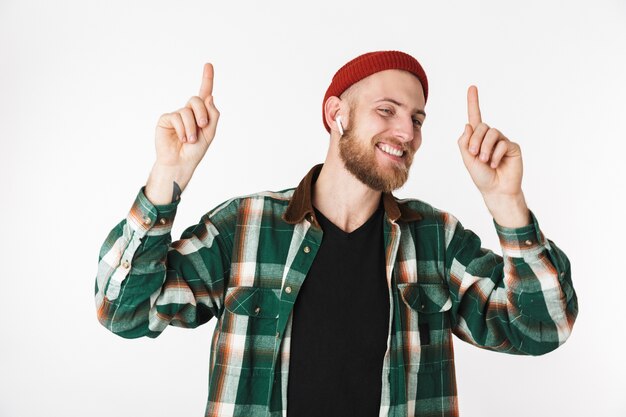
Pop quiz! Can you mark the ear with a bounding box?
[324,96,348,135]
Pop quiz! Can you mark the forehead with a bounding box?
[352,69,425,108]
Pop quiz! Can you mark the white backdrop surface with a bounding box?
[1,0,625,416]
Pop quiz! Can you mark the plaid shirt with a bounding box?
[95,163,578,417]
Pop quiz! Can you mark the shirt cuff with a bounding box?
[126,185,180,237]
[493,209,545,258]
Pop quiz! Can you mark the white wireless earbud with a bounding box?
[335,116,344,135]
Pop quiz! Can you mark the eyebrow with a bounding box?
[375,98,426,117]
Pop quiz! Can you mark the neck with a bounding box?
[313,155,383,233]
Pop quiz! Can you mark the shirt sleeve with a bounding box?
[94,186,233,339]
[442,209,578,355]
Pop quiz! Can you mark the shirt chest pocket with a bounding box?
[224,286,280,319]
[215,286,281,377]
[397,282,453,372]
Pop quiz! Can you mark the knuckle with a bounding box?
[487,128,499,139]
[189,96,202,107]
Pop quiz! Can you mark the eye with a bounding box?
[378,108,393,116]
[412,118,423,128]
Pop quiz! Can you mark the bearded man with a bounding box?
[95,50,578,417]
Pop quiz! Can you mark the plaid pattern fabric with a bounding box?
[95,163,578,417]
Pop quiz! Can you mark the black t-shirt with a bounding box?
[286,201,390,416]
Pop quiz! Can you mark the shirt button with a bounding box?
[143,216,151,225]
[303,246,311,254]
[159,218,167,225]
[560,271,566,278]
[285,286,292,294]
[524,239,532,246]
[276,331,280,338]
[254,306,261,315]
[122,260,130,269]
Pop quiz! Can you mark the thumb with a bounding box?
[458,123,475,165]
[199,95,220,145]
[457,123,472,148]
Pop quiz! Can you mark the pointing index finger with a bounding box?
[467,85,482,129]
[198,63,214,99]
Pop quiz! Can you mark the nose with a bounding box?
[391,115,415,144]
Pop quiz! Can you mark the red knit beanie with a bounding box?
[322,50,428,133]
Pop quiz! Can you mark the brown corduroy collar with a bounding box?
[282,163,423,227]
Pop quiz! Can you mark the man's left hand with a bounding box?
[458,85,530,228]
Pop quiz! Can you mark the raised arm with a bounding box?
[444,86,578,354]
[94,63,232,338]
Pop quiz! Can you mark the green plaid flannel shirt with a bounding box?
[95,163,578,417]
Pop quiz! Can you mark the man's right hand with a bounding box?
[145,63,220,205]
[155,62,220,169]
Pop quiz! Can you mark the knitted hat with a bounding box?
[322,50,428,133]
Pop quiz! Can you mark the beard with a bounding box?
[338,126,415,193]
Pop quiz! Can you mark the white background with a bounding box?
[1,0,625,416]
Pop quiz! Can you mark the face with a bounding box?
[338,69,426,192]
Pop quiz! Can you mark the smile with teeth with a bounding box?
[376,143,404,157]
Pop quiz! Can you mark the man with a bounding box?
[95,51,578,417]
